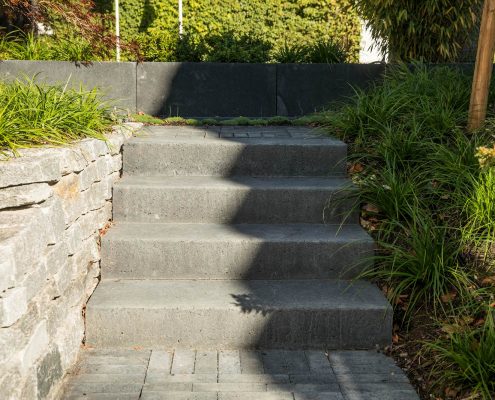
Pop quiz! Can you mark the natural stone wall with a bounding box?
[0,123,141,400]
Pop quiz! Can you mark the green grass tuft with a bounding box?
[0,78,113,156]
[219,117,251,126]
[428,310,495,399]
[201,118,220,125]
[131,113,165,125]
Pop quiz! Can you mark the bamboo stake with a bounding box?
[468,0,495,132]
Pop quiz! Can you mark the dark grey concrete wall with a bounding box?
[0,60,137,111]
[0,60,390,117]
[277,64,385,116]
[137,62,277,117]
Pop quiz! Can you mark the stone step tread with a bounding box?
[116,176,352,190]
[101,223,373,280]
[104,223,372,243]
[88,280,389,311]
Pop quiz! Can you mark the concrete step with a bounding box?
[113,176,357,224]
[85,279,392,349]
[124,126,347,177]
[101,223,373,280]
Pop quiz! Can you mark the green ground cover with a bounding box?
[130,114,327,127]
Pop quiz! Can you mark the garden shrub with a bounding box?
[352,0,482,62]
[273,40,348,63]
[95,0,360,62]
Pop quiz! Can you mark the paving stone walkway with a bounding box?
[62,349,419,400]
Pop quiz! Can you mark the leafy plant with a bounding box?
[273,42,308,63]
[352,0,482,62]
[428,309,495,399]
[363,216,470,319]
[0,30,106,61]
[0,31,53,60]
[2,0,135,59]
[324,62,495,396]
[0,78,113,155]
[273,40,348,63]
[305,40,348,63]
[463,169,495,259]
[327,63,476,145]
[203,31,272,63]
[95,0,360,62]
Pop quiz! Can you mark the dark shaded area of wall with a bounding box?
[137,62,277,118]
[276,64,385,116]
[136,63,385,117]
[0,60,137,111]
[0,60,482,118]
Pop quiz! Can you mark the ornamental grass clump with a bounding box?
[0,78,113,155]
[428,309,495,399]
[324,63,495,397]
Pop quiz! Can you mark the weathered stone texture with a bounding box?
[0,123,139,400]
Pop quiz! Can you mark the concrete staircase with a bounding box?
[85,126,392,349]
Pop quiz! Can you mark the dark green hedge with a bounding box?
[95,0,360,62]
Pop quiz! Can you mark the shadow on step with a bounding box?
[105,125,393,398]
[152,124,386,390]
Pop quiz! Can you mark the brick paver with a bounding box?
[62,349,419,400]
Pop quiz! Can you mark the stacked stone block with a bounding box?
[0,123,141,400]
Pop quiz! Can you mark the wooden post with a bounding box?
[468,0,495,132]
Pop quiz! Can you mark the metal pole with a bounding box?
[115,0,121,62]
[178,0,183,36]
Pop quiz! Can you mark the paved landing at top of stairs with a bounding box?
[63,349,419,400]
[123,126,347,177]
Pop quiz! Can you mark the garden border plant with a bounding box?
[322,63,495,399]
[0,77,114,156]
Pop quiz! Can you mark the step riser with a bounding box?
[113,187,356,224]
[101,239,373,280]
[124,141,347,177]
[85,308,391,349]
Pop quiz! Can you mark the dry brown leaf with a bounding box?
[392,334,400,344]
[441,324,461,335]
[481,275,495,286]
[474,318,485,327]
[445,387,459,397]
[440,291,457,303]
[348,162,364,174]
[363,203,379,213]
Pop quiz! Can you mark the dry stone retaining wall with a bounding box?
[0,123,141,400]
